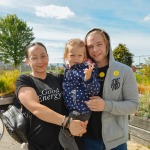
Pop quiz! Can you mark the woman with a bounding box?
[15,42,87,150]
[83,28,139,150]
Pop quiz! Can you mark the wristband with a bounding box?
[62,111,80,130]
[61,116,66,126]
[62,116,73,130]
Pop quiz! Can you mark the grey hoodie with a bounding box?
[102,39,139,149]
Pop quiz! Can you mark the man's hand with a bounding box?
[85,96,105,111]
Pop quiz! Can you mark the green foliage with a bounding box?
[0,14,35,68]
[138,94,150,118]
[59,68,64,74]
[147,145,150,149]
[113,43,133,67]
[135,74,150,86]
[141,57,150,77]
[0,70,19,96]
[141,66,150,78]
[135,73,150,94]
[135,60,150,118]
[135,57,150,90]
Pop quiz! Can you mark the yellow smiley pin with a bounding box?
[113,70,120,76]
[99,72,105,78]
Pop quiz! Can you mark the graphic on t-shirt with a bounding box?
[39,88,62,102]
[111,78,120,91]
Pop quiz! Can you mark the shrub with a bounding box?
[135,74,150,86]
[135,74,150,94]
[138,84,150,94]
[138,94,150,119]
[0,70,19,96]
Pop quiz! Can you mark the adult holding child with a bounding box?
[83,28,139,150]
[15,42,87,150]
[59,38,100,150]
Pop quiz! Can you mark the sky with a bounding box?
[0,0,150,65]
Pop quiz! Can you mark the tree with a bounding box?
[0,14,35,68]
[113,43,133,67]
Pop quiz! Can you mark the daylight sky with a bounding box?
[0,0,150,65]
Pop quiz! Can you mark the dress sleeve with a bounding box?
[84,65,100,96]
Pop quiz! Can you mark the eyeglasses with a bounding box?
[28,55,48,63]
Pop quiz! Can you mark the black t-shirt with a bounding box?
[16,73,65,150]
[84,65,109,140]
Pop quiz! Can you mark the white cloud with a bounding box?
[0,0,37,8]
[28,22,84,42]
[45,42,64,48]
[35,5,75,19]
[111,31,150,64]
[0,0,14,7]
[143,14,150,22]
[1,0,149,64]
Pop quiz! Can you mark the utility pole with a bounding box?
[134,55,150,65]
[134,55,150,74]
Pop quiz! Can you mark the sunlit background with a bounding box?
[0,0,150,65]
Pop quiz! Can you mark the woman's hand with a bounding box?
[85,96,105,111]
[68,120,88,137]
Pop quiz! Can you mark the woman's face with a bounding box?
[86,33,108,66]
[26,45,49,74]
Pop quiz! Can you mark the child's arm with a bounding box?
[84,63,100,96]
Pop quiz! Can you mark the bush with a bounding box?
[138,94,150,119]
[135,74,150,86]
[134,74,150,118]
[0,70,19,96]
[135,74,150,94]
[138,84,150,94]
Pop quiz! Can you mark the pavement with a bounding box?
[0,125,149,150]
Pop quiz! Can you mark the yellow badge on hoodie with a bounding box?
[113,70,120,76]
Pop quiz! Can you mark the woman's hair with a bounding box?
[64,38,87,62]
[85,28,110,59]
[25,42,47,58]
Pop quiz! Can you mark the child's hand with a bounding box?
[84,63,94,81]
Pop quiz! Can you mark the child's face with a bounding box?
[67,45,85,67]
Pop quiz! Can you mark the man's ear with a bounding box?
[25,58,30,66]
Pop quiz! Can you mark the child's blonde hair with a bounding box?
[64,38,87,62]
